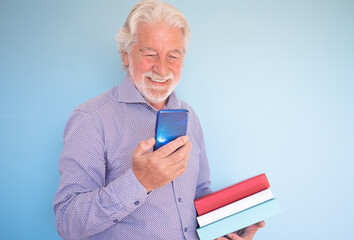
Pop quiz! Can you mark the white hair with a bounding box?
[115,0,190,70]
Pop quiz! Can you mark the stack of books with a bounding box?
[194,173,281,240]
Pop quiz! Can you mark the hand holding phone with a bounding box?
[132,135,191,192]
[132,109,190,192]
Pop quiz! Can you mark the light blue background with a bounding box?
[1,0,353,239]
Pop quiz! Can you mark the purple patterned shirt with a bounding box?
[53,74,211,240]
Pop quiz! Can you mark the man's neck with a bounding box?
[148,100,166,111]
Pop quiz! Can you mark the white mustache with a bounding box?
[143,71,174,83]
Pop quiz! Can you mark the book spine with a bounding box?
[197,188,274,227]
[194,173,270,215]
[197,198,281,240]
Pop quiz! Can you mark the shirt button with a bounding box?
[113,219,118,224]
[134,201,140,205]
[178,197,182,203]
[184,227,188,232]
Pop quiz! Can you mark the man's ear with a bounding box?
[122,51,129,66]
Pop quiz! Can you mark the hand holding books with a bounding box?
[215,221,265,240]
[194,174,281,240]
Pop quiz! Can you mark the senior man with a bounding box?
[53,0,264,239]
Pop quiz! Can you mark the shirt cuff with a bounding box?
[111,168,148,215]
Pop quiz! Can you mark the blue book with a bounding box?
[196,198,281,240]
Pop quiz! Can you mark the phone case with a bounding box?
[154,109,189,150]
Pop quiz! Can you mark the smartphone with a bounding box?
[153,109,189,151]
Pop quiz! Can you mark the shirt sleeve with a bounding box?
[194,116,213,200]
[53,110,147,240]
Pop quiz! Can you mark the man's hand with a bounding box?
[215,221,265,240]
[132,136,192,192]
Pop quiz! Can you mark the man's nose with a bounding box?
[152,57,169,76]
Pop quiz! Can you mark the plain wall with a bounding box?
[0,0,353,239]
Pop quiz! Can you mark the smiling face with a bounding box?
[123,21,185,110]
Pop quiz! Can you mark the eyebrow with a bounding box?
[139,47,157,53]
[170,49,183,55]
[139,47,183,55]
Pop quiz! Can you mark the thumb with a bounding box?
[134,138,155,158]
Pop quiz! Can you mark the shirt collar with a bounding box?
[116,73,181,110]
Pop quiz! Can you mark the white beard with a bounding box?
[129,63,176,105]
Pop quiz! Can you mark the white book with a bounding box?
[196,188,274,227]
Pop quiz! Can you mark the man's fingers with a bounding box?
[159,141,191,178]
[232,221,265,239]
[225,233,242,240]
[156,136,189,157]
[256,221,265,228]
[168,141,191,166]
[221,221,266,240]
[132,136,191,192]
[133,138,155,158]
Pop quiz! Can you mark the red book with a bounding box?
[194,173,270,216]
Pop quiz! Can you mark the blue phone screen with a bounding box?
[154,109,189,150]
